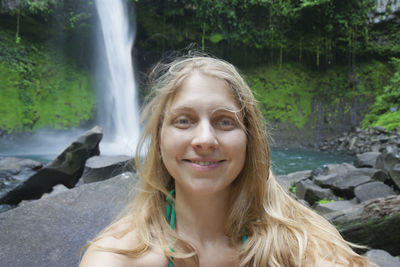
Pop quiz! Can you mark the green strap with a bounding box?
[166,190,175,267]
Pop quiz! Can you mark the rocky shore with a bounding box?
[0,126,399,266]
[319,126,400,155]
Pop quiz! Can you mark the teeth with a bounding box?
[193,161,215,166]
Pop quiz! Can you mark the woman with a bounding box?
[80,55,376,266]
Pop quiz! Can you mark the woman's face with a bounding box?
[160,71,247,196]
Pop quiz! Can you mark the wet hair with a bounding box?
[89,53,375,266]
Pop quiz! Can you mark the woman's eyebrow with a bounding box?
[168,106,194,114]
[211,107,242,115]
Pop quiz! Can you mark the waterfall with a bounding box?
[373,0,400,23]
[95,0,140,155]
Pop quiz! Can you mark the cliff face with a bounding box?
[245,61,392,147]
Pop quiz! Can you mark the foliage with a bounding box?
[246,63,314,128]
[289,185,296,194]
[0,29,95,134]
[245,60,390,128]
[318,198,334,204]
[132,0,385,68]
[362,58,400,130]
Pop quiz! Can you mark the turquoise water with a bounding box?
[2,148,353,175]
[271,148,353,175]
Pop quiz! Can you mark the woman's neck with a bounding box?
[174,185,232,246]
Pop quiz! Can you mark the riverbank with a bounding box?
[0,126,399,266]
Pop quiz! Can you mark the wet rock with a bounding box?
[296,179,335,205]
[331,195,400,256]
[354,152,380,168]
[371,170,390,183]
[365,249,400,267]
[314,164,372,198]
[375,151,400,172]
[318,127,400,155]
[0,126,103,205]
[79,155,135,184]
[389,164,400,189]
[314,200,357,215]
[0,157,43,199]
[354,181,396,202]
[276,170,312,192]
[0,172,136,267]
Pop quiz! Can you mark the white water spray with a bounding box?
[95,0,140,155]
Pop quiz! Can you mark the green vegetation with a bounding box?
[318,199,335,204]
[362,58,400,130]
[0,0,399,134]
[289,185,296,194]
[245,61,391,128]
[0,29,94,133]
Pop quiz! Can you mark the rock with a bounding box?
[354,152,380,168]
[286,170,313,183]
[0,172,136,267]
[371,170,390,183]
[0,126,103,205]
[320,163,356,176]
[365,249,400,267]
[331,195,400,256]
[389,164,400,189]
[314,165,373,198]
[375,151,400,172]
[0,157,43,199]
[41,184,69,199]
[375,126,388,134]
[0,157,42,176]
[276,170,312,193]
[349,136,358,150]
[296,179,335,205]
[80,155,135,184]
[354,181,396,202]
[318,127,400,155]
[314,200,357,215]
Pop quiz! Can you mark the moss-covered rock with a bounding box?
[0,29,95,134]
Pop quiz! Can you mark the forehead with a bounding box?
[167,71,240,112]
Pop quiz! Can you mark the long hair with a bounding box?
[90,54,375,266]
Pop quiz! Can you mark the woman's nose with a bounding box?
[191,121,218,150]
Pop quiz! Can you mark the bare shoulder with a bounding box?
[79,218,168,267]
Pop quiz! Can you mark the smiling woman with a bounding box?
[79,54,376,267]
[160,72,247,197]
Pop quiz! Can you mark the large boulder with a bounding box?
[354,152,380,168]
[0,157,43,180]
[275,170,312,192]
[331,195,400,256]
[314,166,372,198]
[0,157,43,198]
[296,179,336,205]
[354,181,396,202]
[314,200,357,215]
[0,172,136,267]
[0,126,103,205]
[364,249,400,267]
[375,151,400,173]
[79,155,135,184]
[389,164,400,189]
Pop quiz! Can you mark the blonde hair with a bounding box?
[91,54,375,266]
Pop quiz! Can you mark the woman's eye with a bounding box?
[173,116,192,128]
[215,117,236,130]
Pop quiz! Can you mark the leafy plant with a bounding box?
[362,58,400,130]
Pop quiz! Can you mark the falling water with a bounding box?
[95,0,140,155]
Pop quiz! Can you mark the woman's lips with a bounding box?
[183,159,225,170]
